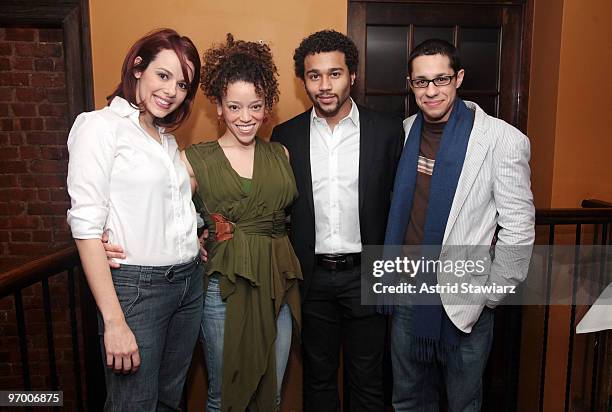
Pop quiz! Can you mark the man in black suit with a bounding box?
[271,30,404,412]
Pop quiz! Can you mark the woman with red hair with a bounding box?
[66,28,202,411]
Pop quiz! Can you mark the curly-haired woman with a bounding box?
[184,34,302,412]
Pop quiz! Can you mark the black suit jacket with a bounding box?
[271,105,404,300]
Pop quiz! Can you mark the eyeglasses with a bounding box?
[407,73,456,88]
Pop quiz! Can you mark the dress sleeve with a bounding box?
[66,112,117,239]
[268,141,287,159]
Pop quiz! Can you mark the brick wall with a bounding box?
[0,27,87,409]
[0,27,72,271]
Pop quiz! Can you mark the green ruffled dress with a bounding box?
[186,138,302,412]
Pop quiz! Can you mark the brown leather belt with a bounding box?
[315,253,361,272]
[210,213,235,241]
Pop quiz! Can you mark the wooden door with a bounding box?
[349,0,531,131]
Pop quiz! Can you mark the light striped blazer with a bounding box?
[402,101,535,333]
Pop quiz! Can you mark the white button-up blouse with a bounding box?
[66,96,199,266]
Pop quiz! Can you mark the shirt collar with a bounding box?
[109,96,139,118]
[311,98,360,128]
[109,96,166,134]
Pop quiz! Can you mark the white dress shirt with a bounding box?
[66,96,199,266]
[310,99,362,254]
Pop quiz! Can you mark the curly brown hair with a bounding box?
[200,34,279,112]
[293,30,359,80]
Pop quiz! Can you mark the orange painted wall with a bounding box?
[550,0,612,207]
[526,0,564,209]
[523,1,612,410]
[88,0,348,146]
[528,0,612,209]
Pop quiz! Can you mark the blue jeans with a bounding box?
[200,275,292,412]
[391,306,494,412]
[98,258,204,412]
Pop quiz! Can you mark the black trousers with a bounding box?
[302,264,386,412]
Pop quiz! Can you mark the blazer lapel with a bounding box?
[443,110,490,242]
[358,106,374,213]
[295,111,315,219]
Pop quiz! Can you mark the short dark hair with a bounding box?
[107,28,201,130]
[407,39,462,77]
[293,30,359,80]
[200,33,279,113]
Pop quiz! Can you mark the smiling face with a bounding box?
[217,80,265,146]
[134,48,194,125]
[303,51,355,125]
[409,53,464,123]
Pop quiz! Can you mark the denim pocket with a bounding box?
[112,271,141,317]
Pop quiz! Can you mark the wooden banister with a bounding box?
[582,198,612,208]
[535,208,612,225]
[0,245,79,298]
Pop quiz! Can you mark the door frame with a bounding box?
[0,0,95,121]
[347,0,534,132]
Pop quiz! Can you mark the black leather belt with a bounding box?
[315,253,361,271]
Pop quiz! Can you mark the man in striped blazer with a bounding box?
[386,39,535,411]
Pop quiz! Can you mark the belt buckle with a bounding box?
[334,257,346,271]
[323,255,349,271]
